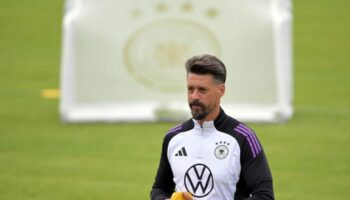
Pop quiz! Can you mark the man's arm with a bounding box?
[150,135,175,200]
[235,125,274,200]
[238,150,274,200]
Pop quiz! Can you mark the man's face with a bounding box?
[187,73,225,121]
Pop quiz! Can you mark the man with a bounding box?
[150,55,274,200]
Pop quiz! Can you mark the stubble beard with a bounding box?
[189,100,210,121]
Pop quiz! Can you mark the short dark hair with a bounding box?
[185,54,226,84]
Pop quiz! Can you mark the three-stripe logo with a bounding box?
[234,123,261,158]
[175,147,188,157]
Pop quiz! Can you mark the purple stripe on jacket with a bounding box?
[166,125,182,135]
[234,124,261,158]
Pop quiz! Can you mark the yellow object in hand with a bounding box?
[170,192,193,200]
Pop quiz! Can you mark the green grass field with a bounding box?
[1,0,349,199]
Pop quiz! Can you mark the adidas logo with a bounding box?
[175,147,188,157]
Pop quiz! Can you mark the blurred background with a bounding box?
[60,0,293,123]
[0,0,349,199]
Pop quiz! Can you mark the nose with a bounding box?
[190,89,200,100]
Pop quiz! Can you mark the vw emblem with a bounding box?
[184,164,214,198]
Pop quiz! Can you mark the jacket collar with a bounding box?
[192,107,227,129]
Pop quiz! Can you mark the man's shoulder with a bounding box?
[164,119,194,140]
[216,113,258,144]
[215,112,240,134]
[227,118,263,159]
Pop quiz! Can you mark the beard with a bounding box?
[189,99,210,120]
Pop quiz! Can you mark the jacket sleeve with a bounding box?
[150,135,175,200]
[235,130,274,200]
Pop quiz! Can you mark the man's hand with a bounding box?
[182,192,193,200]
[169,192,193,200]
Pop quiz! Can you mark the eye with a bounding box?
[187,86,194,93]
[199,87,207,93]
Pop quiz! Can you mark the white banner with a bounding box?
[60,0,293,123]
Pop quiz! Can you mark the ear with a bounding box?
[218,84,225,97]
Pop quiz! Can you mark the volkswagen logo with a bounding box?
[184,164,214,198]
